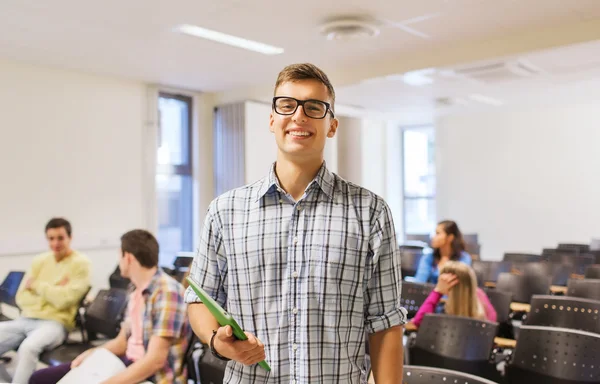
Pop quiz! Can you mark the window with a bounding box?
[156,93,193,265]
[403,126,436,239]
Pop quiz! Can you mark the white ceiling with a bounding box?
[337,39,600,122]
[1,0,600,93]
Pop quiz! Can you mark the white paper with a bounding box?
[57,348,125,384]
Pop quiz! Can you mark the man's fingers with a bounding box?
[240,348,266,366]
[217,325,234,340]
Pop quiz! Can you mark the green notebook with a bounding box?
[187,276,271,371]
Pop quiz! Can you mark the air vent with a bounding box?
[441,60,542,83]
[319,18,380,41]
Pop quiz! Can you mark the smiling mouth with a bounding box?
[287,131,312,138]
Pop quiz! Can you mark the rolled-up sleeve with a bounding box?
[364,203,407,333]
[185,203,228,308]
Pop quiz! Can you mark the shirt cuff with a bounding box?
[365,307,408,334]
[184,286,201,303]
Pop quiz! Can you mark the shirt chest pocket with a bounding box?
[308,234,365,307]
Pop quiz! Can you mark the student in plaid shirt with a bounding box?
[31,230,190,384]
[186,63,406,383]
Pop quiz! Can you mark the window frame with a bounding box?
[157,92,193,175]
[401,125,436,239]
[156,91,194,259]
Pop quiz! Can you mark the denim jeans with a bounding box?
[0,317,66,384]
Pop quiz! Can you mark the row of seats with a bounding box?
[405,311,600,383]
[0,255,199,380]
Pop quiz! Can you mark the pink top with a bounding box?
[410,287,497,327]
[125,285,148,361]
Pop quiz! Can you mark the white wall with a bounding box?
[0,60,149,290]
[244,101,277,184]
[436,101,600,260]
[336,117,404,234]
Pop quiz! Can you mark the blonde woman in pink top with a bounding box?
[405,261,496,331]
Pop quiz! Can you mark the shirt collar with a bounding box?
[140,268,163,296]
[255,161,335,202]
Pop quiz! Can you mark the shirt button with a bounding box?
[292,307,298,314]
[293,236,298,245]
[296,206,302,211]
[293,343,298,351]
[279,199,283,203]
[292,271,299,279]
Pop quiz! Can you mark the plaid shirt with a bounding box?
[186,162,406,383]
[123,269,190,384]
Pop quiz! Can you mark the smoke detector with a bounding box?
[319,18,380,41]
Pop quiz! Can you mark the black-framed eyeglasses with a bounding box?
[272,97,334,119]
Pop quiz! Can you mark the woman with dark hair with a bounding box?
[411,220,472,284]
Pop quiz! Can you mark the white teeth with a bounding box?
[289,131,310,137]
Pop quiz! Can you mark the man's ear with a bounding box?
[327,118,339,138]
[269,110,275,133]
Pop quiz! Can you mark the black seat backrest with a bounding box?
[496,272,550,303]
[410,314,500,381]
[585,265,600,279]
[465,242,480,257]
[472,261,511,284]
[483,288,512,324]
[463,234,479,245]
[519,262,573,286]
[405,234,430,244]
[400,251,422,278]
[557,243,590,254]
[85,288,129,338]
[109,266,131,290]
[414,314,498,361]
[0,271,25,307]
[506,325,600,383]
[399,243,427,252]
[503,253,543,263]
[403,365,498,384]
[400,281,434,318]
[567,279,600,301]
[525,295,600,334]
[173,256,194,269]
[547,254,596,275]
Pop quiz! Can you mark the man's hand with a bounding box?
[71,348,96,368]
[25,278,35,290]
[404,322,418,332]
[213,325,265,366]
[57,276,69,286]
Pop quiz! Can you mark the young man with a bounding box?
[30,229,190,384]
[186,63,406,383]
[0,218,90,384]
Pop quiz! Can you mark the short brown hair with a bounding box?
[274,63,336,111]
[121,229,159,268]
[45,218,72,237]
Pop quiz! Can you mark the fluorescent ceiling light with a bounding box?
[174,24,284,55]
[400,68,435,86]
[468,93,504,106]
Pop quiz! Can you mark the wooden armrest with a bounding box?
[510,302,531,312]
[494,337,517,348]
[550,285,568,294]
[484,281,496,288]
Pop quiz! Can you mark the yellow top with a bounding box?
[15,251,91,329]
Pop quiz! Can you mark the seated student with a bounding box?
[405,261,496,331]
[30,229,190,384]
[412,220,472,284]
[0,218,90,384]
